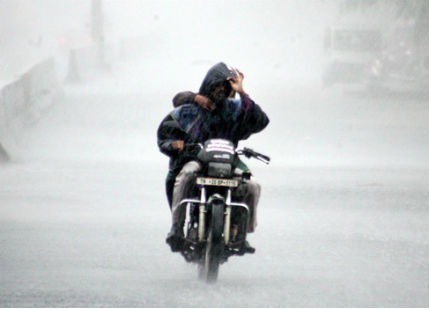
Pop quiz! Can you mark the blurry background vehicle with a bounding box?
[366,24,429,94]
[322,22,382,88]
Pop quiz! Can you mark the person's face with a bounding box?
[211,84,227,103]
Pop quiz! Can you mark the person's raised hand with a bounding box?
[228,69,245,94]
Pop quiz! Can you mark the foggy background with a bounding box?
[1,0,428,307]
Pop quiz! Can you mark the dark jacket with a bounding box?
[157,62,269,172]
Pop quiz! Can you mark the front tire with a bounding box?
[198,201,224,283]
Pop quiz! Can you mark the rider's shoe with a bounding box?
[243,240,256,254]
[166,223,184,252]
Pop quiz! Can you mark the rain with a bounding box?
[0,0,428,307]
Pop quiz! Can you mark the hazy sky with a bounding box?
[104,0,336,71]
[0,0,337,83]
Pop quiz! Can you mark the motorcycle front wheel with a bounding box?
[198,201,224,283]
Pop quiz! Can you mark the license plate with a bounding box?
[196,177,239,187]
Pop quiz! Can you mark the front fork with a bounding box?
[197,187,248,245]
[223,190,232,244]
[197,187,233,244]
[198,187,207,242]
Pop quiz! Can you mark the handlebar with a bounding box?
[181,143,203,155]
[237,147,270,164]
[181,143,270,165]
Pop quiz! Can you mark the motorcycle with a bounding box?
[175,138,270,283]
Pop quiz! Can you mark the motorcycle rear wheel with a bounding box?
[198,201,224,283]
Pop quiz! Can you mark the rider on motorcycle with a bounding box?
[157,62,269,252]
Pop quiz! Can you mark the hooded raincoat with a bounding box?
[157,62,269,205]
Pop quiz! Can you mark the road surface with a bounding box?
[1,62,428,307]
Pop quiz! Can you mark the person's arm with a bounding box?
[173,91,215,110]
[229,70,269,134]
[157,114,185,157]
[240,94,269,134]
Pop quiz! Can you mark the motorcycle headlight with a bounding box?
[208,162,232,178]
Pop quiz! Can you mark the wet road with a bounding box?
[1,66,428,307]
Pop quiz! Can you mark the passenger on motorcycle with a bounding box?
[157,62,269,252]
